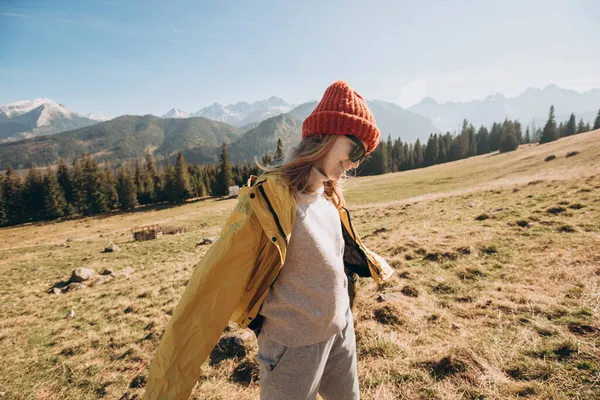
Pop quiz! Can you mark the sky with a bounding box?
[1,0,599,117]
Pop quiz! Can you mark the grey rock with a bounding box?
[70,267,96,282]
[103,242,120,253]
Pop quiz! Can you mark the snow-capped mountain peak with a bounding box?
[84,112,111,122]
[161,108,190,119]
[0,98,101,143]
[0,98,72,119]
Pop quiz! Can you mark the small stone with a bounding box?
[452,322,462,330]
[70,267,96,282]
[50,287,62,295]
[66,310,75,319]
[544,154,556,162]
[103,242,120,253]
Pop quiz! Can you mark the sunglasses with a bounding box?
[347,135,367,164]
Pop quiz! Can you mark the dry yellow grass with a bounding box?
[1,130,599,400]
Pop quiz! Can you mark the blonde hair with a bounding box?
[255,135,350,209]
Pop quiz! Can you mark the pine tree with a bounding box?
[424,134,439,166]
[70,156,86,213]
[56,159,74,215]
[81,154,109,214]
[145,151,162,203]
[216,143,234,196]
[489,122,503,151]
[102,160,119,210]
[467,123,477,157]
[413,139,424,168]
[43,170,67,219]
[539,105,559,144]
[171,152,192,203]
[450,134,469,161]
[386,135,394,171]
[134,159,145,203]
[392,139,402,172]
[558,122,566,138]
[0,176,6,226]
[117,163,138,211]
[499,120,519,153]
[4,167,24,225]
[274,138,285,161]
[476,126,490,154]
[524,127,531,144]
[437,134,448,164]
[23,163,46,221]
[594,109,600,130]
[565,113,577,137]
[577,118,587,134]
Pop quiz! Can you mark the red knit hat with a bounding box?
[302,80,381,154]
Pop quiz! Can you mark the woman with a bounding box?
[143,80,394,400]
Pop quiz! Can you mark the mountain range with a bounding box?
[409,84,600,132]
[160,96,293,127]
[0,98,109,143]
[0,84,598,170]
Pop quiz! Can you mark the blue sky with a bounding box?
[1,0,599,117]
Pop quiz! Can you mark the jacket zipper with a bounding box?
[257,184,288,246]
[245,183,288,317]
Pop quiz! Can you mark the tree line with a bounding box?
[1,107,598,227]
[357,106,600,176]
[0,143,254,227]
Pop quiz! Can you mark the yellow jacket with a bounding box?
[143,173,394,399]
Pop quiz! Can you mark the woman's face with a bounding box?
[314,135,368,182]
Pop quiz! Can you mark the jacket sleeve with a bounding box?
[143,197,262,400]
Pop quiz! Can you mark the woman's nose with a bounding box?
[345,159,359,169]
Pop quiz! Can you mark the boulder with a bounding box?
[70,267,96,282]
[103,242,121,253]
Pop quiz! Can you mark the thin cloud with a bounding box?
[0,12,30,18]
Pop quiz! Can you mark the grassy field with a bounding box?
[1,130,599,400]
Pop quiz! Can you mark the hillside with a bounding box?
[1,130,598,399]
[0,115,242,169]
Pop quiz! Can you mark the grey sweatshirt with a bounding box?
[259,167,350,347]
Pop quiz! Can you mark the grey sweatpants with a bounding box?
[256,307,359,400]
